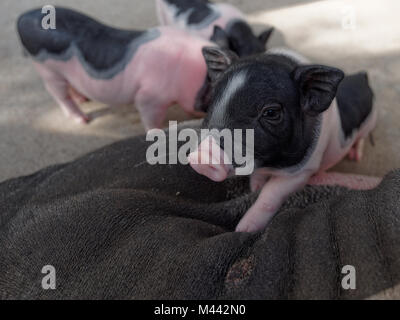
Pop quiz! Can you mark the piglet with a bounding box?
[188,47,377,232]
[17,7,213,129]
[156,0,274,57]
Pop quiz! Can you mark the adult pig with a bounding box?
[156,0,274,57]
[188,47,377,232]
[17,7,213,129]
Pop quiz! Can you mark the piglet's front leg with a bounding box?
[135,90,169,131]
[236,174,312,233]
[250,172,270,192]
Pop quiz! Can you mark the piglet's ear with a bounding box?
[292,65,344,116]
[258,27,274,46]
[202,46,238,82]
[210,26,230,50]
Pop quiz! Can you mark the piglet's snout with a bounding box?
[188,136,233,182]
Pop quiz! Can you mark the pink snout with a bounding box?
[188,136,233,182]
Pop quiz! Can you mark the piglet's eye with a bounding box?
[262,105,282,121]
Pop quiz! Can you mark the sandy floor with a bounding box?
[0,0,399,182]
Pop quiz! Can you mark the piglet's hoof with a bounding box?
[70,113,90,125]
[68,86,89,105]
[347,139,365,162]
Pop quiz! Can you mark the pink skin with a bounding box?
[32,27,211,129]
[156,0,245,40]
[308,172,382,190]
[188,100,378,233]
[188,136,233,182]
[68,86,89,105]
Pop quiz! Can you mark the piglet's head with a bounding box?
[188,47,344,182]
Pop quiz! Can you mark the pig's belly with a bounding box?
[43,57,138,106]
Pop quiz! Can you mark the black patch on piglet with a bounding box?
[293,65,344,117]
[165,0,216,25]
[17,7,158,77]
[336,72,374,139]
[210,26,231,50]
[225,20,274,57]
[194,76,213,113]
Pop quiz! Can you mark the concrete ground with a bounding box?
[0,0,399,182]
